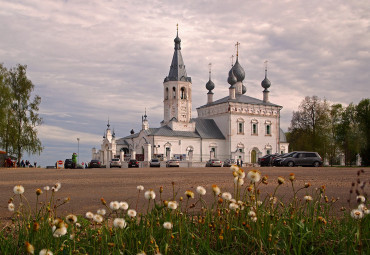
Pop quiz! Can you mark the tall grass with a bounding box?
[1,168,369,255]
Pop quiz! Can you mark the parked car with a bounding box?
[205,159,223,167]
[89,159,101,168]
[272,152,297,166]
[166,159,180,167]
[223,159,236,167]
[64,159,73,169]
[279,151,323,167]
[258,153,279,166]
[110,158,122,168]
[150,158,161,167]
[128,159,140,168]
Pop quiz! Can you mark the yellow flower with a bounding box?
[212,185,221,195]
[289,173,295,182]
[277,177,285,185]
[185,190,194,198]
[36,188,42,196]
[25,242,34,254]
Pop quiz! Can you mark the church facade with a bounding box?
[92,30,289,166]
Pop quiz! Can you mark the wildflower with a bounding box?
[43,186,50,191]
[70,234,75,240]
[212,185,221,195]
[144,189,156,200]
[52,226,67,237]
[185,190,195,198]
[248,211,256,217]
[159,186,163,193]
[237,200,245,210]
[137,252,146,255]
[137,185,144,191]
[222,192,232,201]
[39,249,53,255]
[356,195,366,203]
[85,211,94,219]
[234,177,244,186]
[101,197,107,205]
[25,242,34,254]
[127,209,137,218]
[33,222,40,231]
[163,222,173,230]
[237,169,245,179]
[317,216,327,225]
[257,200,263,206]
[196,186,206,196]
[36,189,42,196]
[168,201,178,210]
[230,164,239,172]
[230,198,236,203]
[289,173,295,182]
[13,185,25,195]
[75,223,81,228]
[304,182,311,188]
[251,217,257,222]
[277,177,285,185]
[8,202,15,212]
[110,201,120,210]
[358,204,368,213]
[65,214,78,224]
[269,196,278,204]
[229,202,239,211]
[247,170,261,183]
[119,202,129,210]
[53,182,61,192]
[350,209,364,220]
[262,175,268,184]
[97,209,106,215]
[93,214,104,223]
[303,195,313,202]
[113,218,127,229]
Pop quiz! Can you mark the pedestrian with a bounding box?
[34,161,37,168]
[21,160,25,167]
[237,159,240,167]
[240,159,243,167]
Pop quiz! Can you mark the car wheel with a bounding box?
[287,161,294,167]
[313,161,320,167]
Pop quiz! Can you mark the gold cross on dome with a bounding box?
[235,42,240,57]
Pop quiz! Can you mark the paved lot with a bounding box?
[0,166,368,220]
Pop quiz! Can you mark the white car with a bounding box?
[166,159,180,167]
[110,158,122,168]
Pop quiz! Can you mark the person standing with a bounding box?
[34,161,37,168]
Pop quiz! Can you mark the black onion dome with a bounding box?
[233,58,245,82]
[174,35,181,43]
[242,84,247,94]
[227,68,237,85]
[206,79,215,91]
[261,76,271,90]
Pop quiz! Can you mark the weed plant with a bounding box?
[1,167,369,255]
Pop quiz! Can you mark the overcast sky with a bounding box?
[1,0,369,167]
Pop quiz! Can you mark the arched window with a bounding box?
[251,119,258,135]
[165,87,168,100]
[237,118,245,134]
[173,87,176,99]
[265,120,272,136]
[180,87,186,99]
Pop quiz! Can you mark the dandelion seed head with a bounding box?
[85,211,94,219]
[221,192,232,201]
[234,177,244,186]
[144,189,156,200]
[109,201,120,210]
[53,226,67,237]
[304,195,313,202]
[229,202,239,211]
[65,214,77,224]
[113,218,127,229]
[248,211,256,217]
[93,214,104,223]
[43,186,50,191]
[247,170,261,183]
[269,197,278,204]
[212,185,221,195]
[119,202,129,210]
[8,202,15,212]
[230,164,239,172]
[137,185,144,191]
[97,209,106,215]
[237,169,245,179]
[351,209,364,220]
[251,216,258,222]
[168,201,178,210]
[127,209,137,218]
[356,195,366,203]
[163,221,173,230]
[13,185,25,195]
[39,249,53,255]
[196,186,206,196]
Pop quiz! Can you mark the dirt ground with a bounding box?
[0,166,368,220]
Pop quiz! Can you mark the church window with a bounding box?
[252,123,258,135]
[165,87,168,100]
[239,148,243,153]
[266,124,271,135]
[173,87,176,99]
[211,147,216,157]
[180,87,186,99]
[237,118,245,135]
[267,149,271,155]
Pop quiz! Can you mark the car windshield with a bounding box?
[283,152,296,158]
[112,158,119,161]
[151,159,159,162]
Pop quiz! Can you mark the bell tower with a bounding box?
[163,25,192,126]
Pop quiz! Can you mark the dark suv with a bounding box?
[64,159,73,169]
[279,151,322,167]
[128,159,139,168]
[89,160,101,168]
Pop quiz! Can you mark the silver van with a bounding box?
[280,151,322,167]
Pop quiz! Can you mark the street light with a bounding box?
[77,138,80,165]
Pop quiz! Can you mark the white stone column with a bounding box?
[120,151,124,163]
[144,143,152,162]
[356,154,362,166]
[340,153,345,166]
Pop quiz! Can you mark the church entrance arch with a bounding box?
[186,146,194,161]
[164,142,172,160]
[250,147,261,164]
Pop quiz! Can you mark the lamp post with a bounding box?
[77,138,80,165]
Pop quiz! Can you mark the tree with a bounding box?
[0,64,14,154]
[356,99,370,166]
[2,64,43,163]
[288,96,331,157]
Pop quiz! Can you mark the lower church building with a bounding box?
[92,30,289,166]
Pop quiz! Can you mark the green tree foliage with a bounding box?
[0,64,43,163]
[356,99,370,165]
[288,96,331,157]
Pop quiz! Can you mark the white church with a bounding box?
[92,30,289,166]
